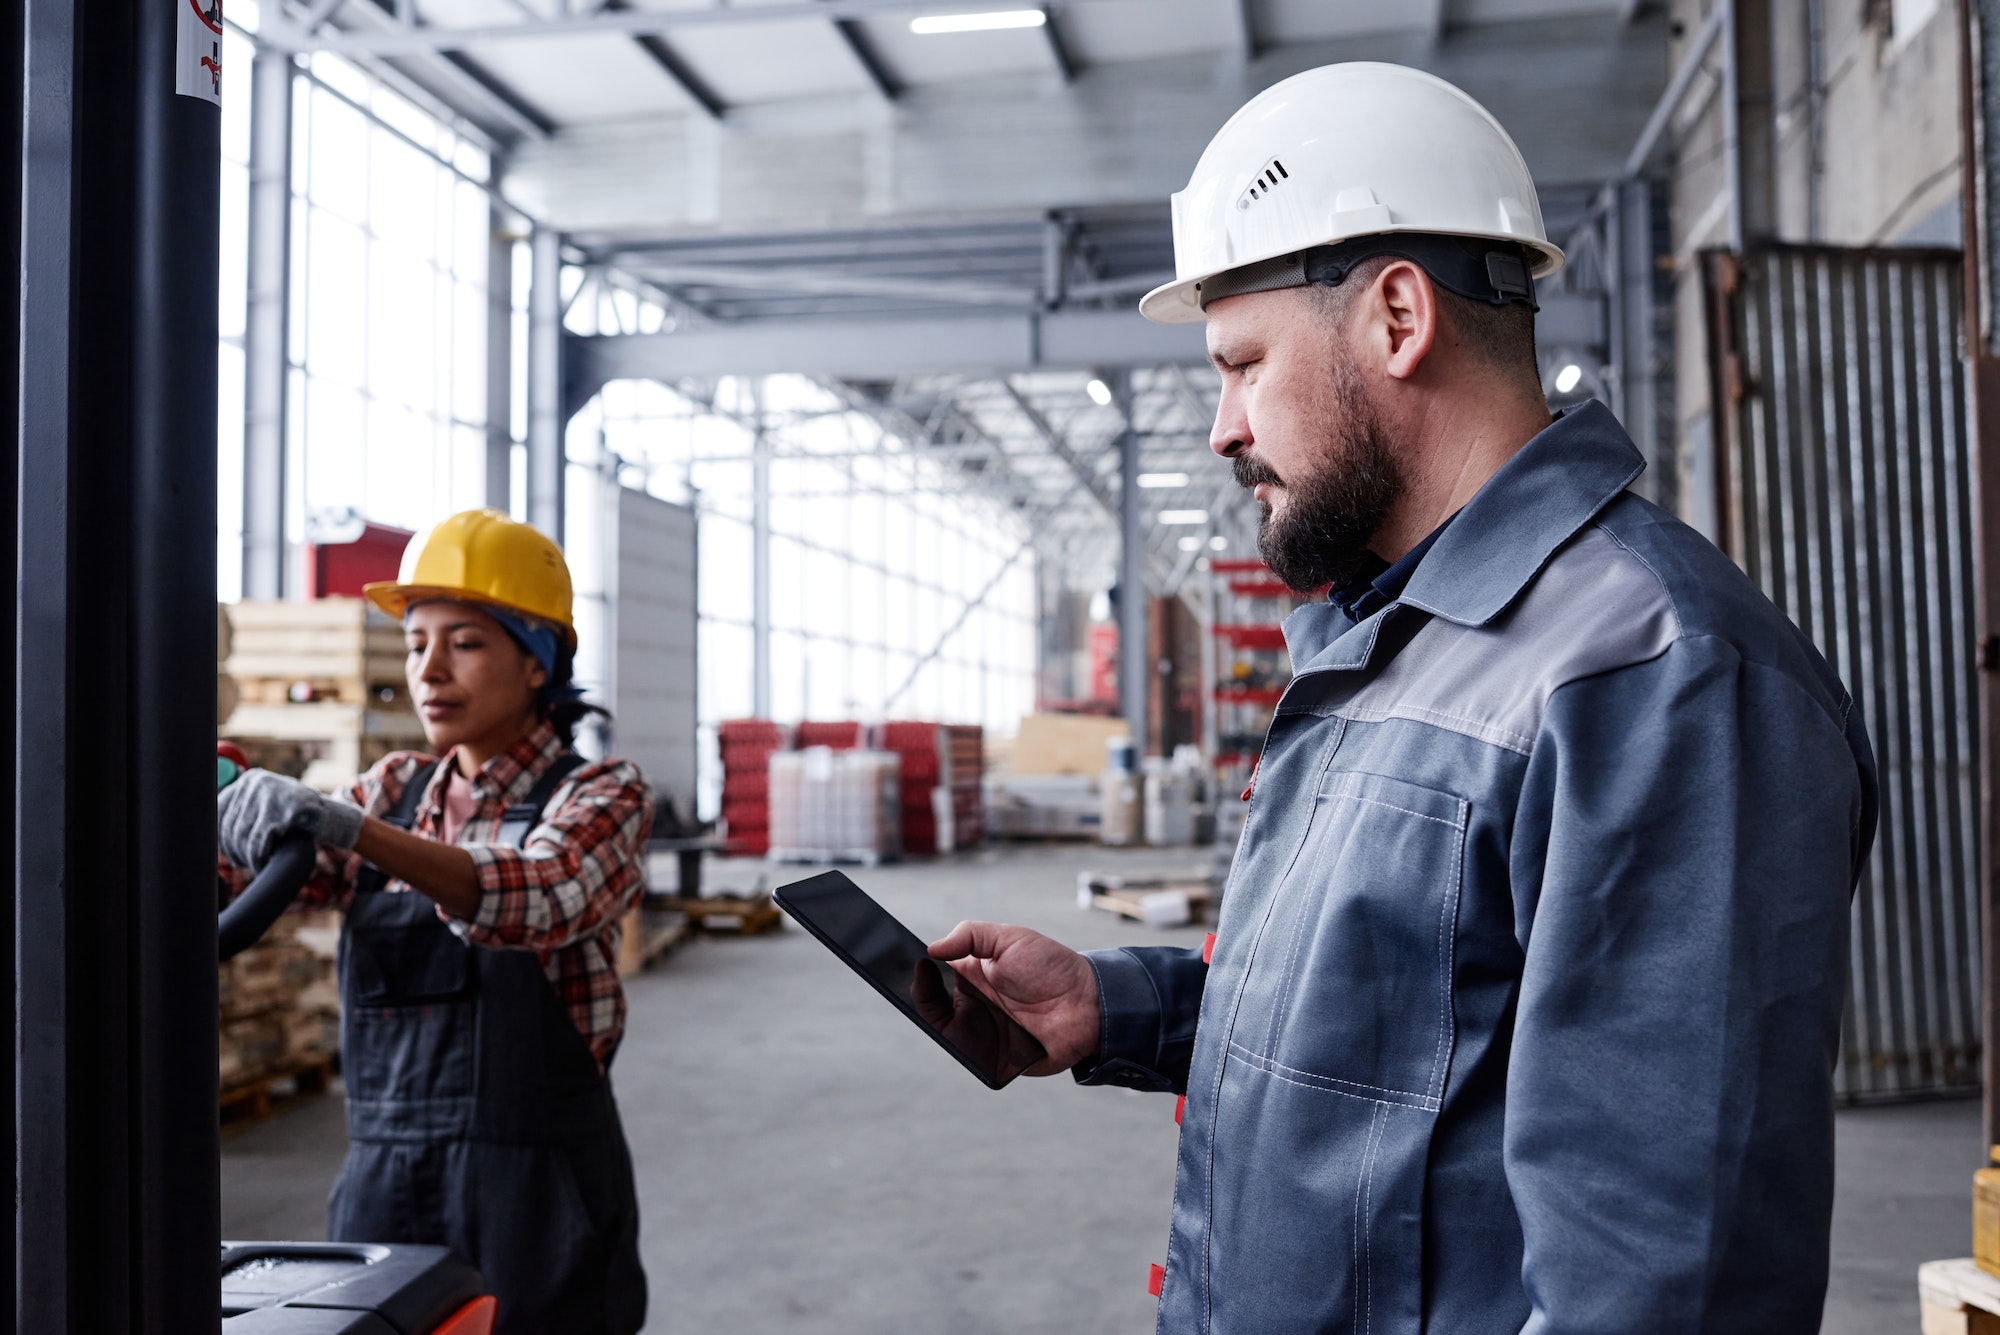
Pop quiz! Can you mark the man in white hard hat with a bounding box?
[929,64,1876,1331]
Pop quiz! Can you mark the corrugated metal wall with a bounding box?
[1706,245,1982,1099]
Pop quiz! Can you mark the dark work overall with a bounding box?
[328,755,648,1335]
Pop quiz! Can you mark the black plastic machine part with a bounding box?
[220,1242,485,1333]
[220,831,321,962]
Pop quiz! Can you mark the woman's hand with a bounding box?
[218,769,363,870]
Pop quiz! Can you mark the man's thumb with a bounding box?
[929,920,1006,961]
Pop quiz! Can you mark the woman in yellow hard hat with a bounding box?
[218,509,650,1335]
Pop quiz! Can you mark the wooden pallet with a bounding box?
[1082,874,1215,926]
[656,894,784,936]
[617,905,693,976]
[1922,1259,2000,1334]
[220,1055,337,1134]
[767,848,894,867]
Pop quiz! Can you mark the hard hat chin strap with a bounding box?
[1196,233,1538,313]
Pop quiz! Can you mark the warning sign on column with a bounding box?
[177,0,223,105]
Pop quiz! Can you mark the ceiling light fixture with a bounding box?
[1137,472,1189,489]
[911,9,1046,34]
[1158,509,1209,525]
[1553,363,1584,395]
[1085,377,1113,406]
[1209,535,1228,551]
[1178,535,1204,552]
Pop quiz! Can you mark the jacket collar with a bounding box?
[430,720,565,809]
[1396,400,1644,627]
[1280,401,1645,675]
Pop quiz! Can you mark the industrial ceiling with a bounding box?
[252,0,1671,590]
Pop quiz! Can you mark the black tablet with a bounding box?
[774,870,1046,1090]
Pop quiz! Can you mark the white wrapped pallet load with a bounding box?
[768,747,903,864]
[1143,768,1194,847]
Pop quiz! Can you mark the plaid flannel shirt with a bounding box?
[292,721,653,1068]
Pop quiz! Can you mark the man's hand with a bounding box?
[928,922,1100,1075]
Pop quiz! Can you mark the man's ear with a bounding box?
[1371,260,1438,382]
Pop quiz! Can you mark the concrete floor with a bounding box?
[223,844,1983,1333]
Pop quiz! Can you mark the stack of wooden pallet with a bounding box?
[218,910,341,1121]
[221,598,426,792]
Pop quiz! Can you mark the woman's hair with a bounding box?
[536,642,609,748]
[543,696,611,748]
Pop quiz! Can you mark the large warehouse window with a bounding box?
[567,373,1037,737]
[217,23,500,604]
[288,55,494,540]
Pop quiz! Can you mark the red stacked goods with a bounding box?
[879,722,984,855]
[719,719,786,855]
[794,720,864,750]
[942,725,984,848]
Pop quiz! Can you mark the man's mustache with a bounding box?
[1233,454,1282,490]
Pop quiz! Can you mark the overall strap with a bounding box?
[496,751,588,850]
[385,760,442,830]
[352,759,442,896]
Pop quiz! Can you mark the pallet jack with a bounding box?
[217,745,498,1335]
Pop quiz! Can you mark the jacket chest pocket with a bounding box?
[1230,769,1468,1110]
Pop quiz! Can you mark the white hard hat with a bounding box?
[1140,62,1565,325]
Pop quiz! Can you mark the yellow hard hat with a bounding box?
[363,509,576,649]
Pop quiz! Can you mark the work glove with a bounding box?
[217,768,365,871]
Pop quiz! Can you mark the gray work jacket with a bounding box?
[1079,402,1877,1334]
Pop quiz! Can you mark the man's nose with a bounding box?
[1210,383,1249,458]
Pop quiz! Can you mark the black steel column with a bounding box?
[133,0,224,1322]
[11,0,221,1326]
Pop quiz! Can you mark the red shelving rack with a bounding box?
[1206,560,1319,804]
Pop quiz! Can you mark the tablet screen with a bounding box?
[774,870,1046,1089]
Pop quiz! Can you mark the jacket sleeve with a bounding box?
[1505,634,1873,1335]
[1070,946,1209,1094]
[454,760,653,952]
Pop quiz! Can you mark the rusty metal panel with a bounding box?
[1709,245,1981,1099]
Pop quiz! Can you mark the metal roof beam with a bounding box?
[1000,380,1118,520]
[567,309,1206,408]
[598,0,727,120]
[829,14,901,101]
[269,0,1137,54]
[294,0,553,140]
[1041,6,1077,81]
[638,262,1036,307]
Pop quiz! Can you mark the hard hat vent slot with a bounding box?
[1236,158,1290,212]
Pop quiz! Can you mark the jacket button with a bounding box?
[1201,933,1217,964]
[1148,1263,1165,1297]
[1174,1094,1185,1125]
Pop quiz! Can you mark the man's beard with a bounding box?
[1233,370,1404,592]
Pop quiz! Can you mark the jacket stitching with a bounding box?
[1263,727,1348,1064]
[1336,702,1535,755]
[1203,725,1338,1330]
[1349,1103,1386,1335]
[1226,1043,1441,1109]
[1428,800,1468,1100]
[1335,791,1467,830]
[1360,1104,1385,1335]
[1350,1105,1371,1334]
[1592,521,1686,640]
